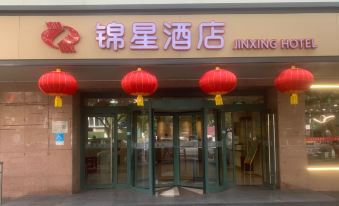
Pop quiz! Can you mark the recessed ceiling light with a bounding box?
[307,167,339,171]
[311,84,339,89]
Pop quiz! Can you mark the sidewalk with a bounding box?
[2,187,339,206]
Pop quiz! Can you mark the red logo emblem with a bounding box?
[41,22,80,53]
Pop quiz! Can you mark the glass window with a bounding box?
[179,114,203,188]
[224,112,234,182]
[86,97,264,107]
[117,114,128,184]
[305,92,339,165]
[221,96,264,105]
[232,112,263,185]
[85,116,114,185]
[206,110,219,184]
[154,115,174,187]
[86,98,142,107]
[132,111,150,189]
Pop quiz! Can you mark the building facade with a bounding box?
[1,1,339,198]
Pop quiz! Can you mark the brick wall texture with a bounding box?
[0,92,73,198]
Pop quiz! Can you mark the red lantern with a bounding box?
[199,67,237,105]
[121,67,158,106]
[274,66,314,105]
[38,68,78,108]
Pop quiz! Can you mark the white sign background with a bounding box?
[52,121,69,134]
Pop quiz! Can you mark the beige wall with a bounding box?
[1,13,339,59]
[0,92,75,198]
[276,92,310,189]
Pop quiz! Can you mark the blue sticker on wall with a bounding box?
[55,133,65,145]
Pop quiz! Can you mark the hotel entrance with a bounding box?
[82,96,277,195]
[154,112,204,191]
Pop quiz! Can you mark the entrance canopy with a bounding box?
[0,61,338,92]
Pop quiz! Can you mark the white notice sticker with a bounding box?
[52,121,68,134]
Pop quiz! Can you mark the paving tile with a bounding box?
[2,187,339,206]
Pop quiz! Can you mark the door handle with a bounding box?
[267,113,272,184]
[272,113,277,186]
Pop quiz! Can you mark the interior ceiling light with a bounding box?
[312,115,335,124]
[310,84,339,89]
[307,167,339,171]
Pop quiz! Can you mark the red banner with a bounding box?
[305,137,339,142]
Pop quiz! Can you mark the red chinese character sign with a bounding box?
[121,68,158,106]
[41,22,80,53]
[96,21,225,51]
[274,66,314,105]
[199,67,237,106]
[38,69,78,108]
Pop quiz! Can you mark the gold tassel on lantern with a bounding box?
[215,94,223,106]
[136,95,144,107]
[290,93,298,105]
[54,96,63,108]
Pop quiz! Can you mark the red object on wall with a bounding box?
[274,66,314,105]
[121,67,158,106]
[41,22,80,53]
[38,68,78,108]
[199,66,237,105]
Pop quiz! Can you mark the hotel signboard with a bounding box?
[0,13,338,59]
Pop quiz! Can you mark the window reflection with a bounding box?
[207,111,225,186]
[179,114,203,188]
[305,92,339,165]
[117,114,128,184]
[85,116,113,185]
[154,115,174,187]
[133,112,150,189]
[224,112,234,181]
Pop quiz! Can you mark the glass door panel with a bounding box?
[132,111,151,190]
[85,116,114,186]
[205,110,226,192]
[232,112,263,186]
[179,113,203,188]
[117,113,128,184]
[224,112,234,183]
[154,115,174,187]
